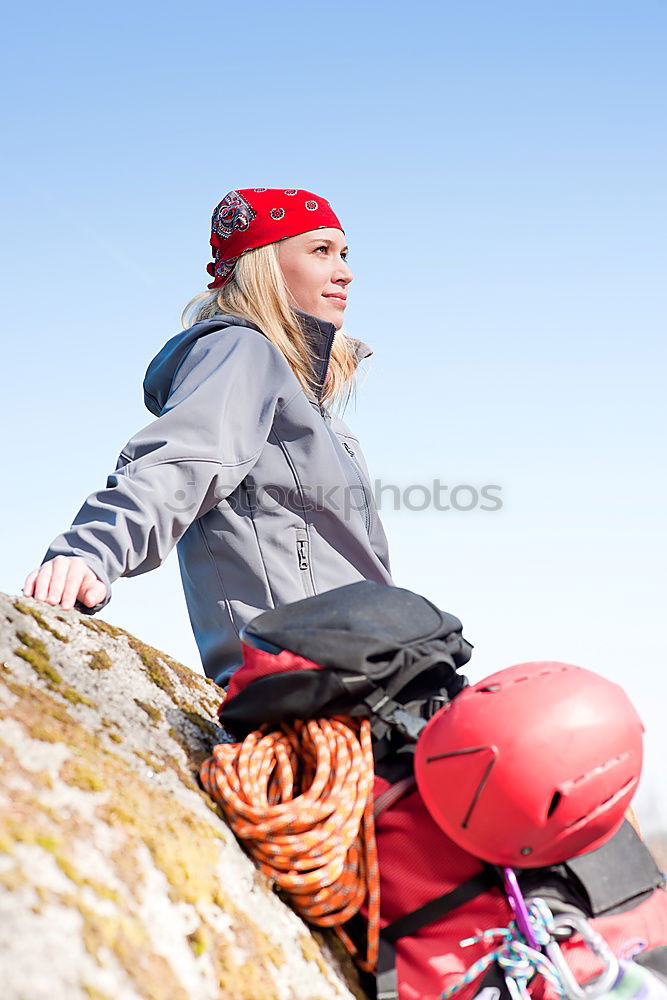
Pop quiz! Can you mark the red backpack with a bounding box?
[212,581,667,1000]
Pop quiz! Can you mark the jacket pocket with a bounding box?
[295,527,316,597]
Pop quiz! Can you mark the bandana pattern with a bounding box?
[206,187,344,289]
[211,191,256,241]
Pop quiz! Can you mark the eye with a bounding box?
[314,245,349,261]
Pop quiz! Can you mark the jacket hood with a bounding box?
[143,309,373,417]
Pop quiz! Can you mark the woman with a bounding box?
[23,188,394,686]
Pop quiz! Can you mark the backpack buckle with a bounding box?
[426,694,449,718]
[392,708,427,741]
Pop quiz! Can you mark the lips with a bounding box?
[323,294,347,303]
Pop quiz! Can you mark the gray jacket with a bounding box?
[42,309,393,685]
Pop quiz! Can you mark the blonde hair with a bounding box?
[181,243,361,413]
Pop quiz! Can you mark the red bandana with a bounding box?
[206,188,344,289]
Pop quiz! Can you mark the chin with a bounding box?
[299,301,345,330]
[319,305,345,330]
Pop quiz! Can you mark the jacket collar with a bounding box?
[292,308,373,403]
[144,307,372,417]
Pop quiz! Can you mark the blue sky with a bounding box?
[3,1,666,828]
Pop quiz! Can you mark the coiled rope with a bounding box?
[200,716,380,972]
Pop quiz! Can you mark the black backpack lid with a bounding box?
[241,580,473,679]
[220,581,472,740]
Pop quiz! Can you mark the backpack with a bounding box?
[215,580,667,1000]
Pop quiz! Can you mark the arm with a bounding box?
[30,327,296,614]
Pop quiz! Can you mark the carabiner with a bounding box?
[544,913,619,1000]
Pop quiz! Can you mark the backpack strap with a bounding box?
[376,867,499,1000]
[376,936,402,1000]
[373,777,418,818]
[382,867,498,944]
[342,650,464,757]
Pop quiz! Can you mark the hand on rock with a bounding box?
[23,555,107,611]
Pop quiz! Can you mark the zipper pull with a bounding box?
[296,539,309,570]
[343,441,355,457]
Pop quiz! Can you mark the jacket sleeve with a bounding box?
[40,327,297,615]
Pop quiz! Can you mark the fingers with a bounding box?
[78,571,107,609]
[22,567,40,598]
[22,556,106,611]
[61,560,91,610]
[46,556,74,606]
[31,560,54,602]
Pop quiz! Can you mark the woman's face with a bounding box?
[277,227,353,330]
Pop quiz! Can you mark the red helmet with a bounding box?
[414,662,643,868]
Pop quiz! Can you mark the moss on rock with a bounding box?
[88,648,113,671]
[83,986,113,1000]
[62,756,107,793]
[61,685,96,707]
[12,599,70,642]
[133,698,162,723]
[14,630,62,687]
[79,902,190,1000]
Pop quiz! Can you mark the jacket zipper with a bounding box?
[342,441,371,534]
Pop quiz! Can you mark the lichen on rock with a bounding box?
[0,592,367,1000]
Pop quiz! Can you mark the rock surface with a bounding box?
[0,593,368,1000]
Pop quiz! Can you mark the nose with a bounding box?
[334,259,353,286]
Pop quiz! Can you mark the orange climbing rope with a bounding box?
[200,716,380,972]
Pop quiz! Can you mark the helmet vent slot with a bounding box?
[547,791,562,819]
